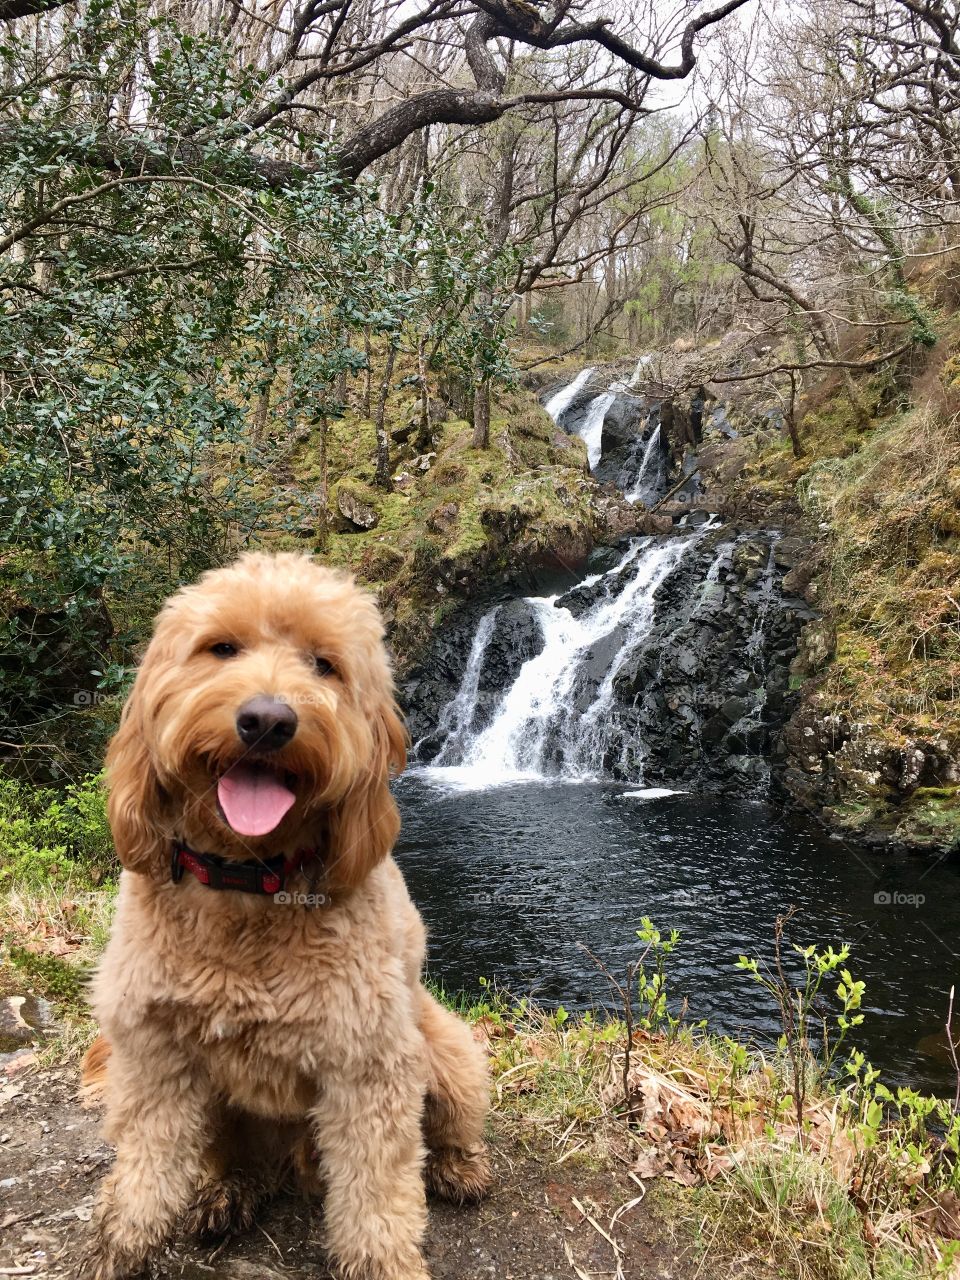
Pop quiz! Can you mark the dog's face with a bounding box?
[106,553,407,893]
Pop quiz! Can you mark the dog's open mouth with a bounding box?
[217,761,297,837]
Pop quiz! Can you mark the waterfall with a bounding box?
[570,531,699,775]
[409,361,799,796]
[625,425,662,505]
[421,531,706,789]
[543,367,595,422]
[578,391,616,470]
[542,367,613,472]
[429,607,499,766]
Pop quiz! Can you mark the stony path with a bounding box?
[1,1064,695,1280]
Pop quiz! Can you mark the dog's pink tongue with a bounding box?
[217,763,296,837]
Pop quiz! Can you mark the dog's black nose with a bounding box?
[235,695,298,751]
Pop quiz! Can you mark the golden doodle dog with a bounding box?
[81,552,490,1280]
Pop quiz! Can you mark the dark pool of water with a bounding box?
[394,774,960,1095]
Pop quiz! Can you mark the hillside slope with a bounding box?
[729,325,960,851]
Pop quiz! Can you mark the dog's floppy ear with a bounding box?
[324,698,407,895]
[105,685,168,874]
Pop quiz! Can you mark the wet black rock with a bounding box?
[402,598,543,751]
[595,396,656,488]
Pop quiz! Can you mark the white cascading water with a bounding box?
[629,353,653,387]
[542,366,595,421]
[420,531,708,789]
[625,424,661,505]
[578,390,616,469]
[746,538,779,664]
[429,607,500,766]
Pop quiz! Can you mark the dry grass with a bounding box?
[0,876,114,1061]
[477,1000,955,1280]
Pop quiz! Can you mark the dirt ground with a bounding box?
[0,1060,698,1280]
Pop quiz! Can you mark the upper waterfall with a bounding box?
[577,391,616,469]
[544,366,662,500]
[543,367,595,422]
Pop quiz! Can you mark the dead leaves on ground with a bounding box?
[483,1018,860,1195]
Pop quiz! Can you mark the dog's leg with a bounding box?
[417,986,492,1204]
[84,1041,212,1280]
[311,1047,428,1280]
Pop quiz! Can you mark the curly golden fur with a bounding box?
[83,552,490,1280]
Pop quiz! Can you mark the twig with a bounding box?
[0,1211,39,1230]
[562,1238,596,1280]
[708,338,915,381]
[571,1195,623,1255]
[257,1223,285,1263]
[946,985,960,1114]
[646,465,701,514]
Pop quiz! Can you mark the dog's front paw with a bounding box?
[334,1254,429,1280]
[182,1174,263,1240]
[77,1235,149,1280]
[425,1143,492,1204]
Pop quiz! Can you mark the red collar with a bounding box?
[170,843,319,895]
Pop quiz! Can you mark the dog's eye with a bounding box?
[210,642,239,658]
[314,656,336,677]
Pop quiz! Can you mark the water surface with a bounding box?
[395,775,960,1094]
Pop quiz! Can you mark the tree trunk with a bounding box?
[252,330,279,442]
[334,329,348,408]
[374,345,396,490]
[472,379,491,450]
[785,371,805,458]
[626,305,640,348]
[316,412,329,540]
[519,289,532,335]
[362,328,373,419]
[415,339,432,451]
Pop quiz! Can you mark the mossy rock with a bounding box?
[335,479,380,530]
[357,542,406,584]
[512,403,556,442]
[7,944,90,1015]
[895,787,960,850]
[429,459,468,489]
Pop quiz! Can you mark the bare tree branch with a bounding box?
[0,0,71,18]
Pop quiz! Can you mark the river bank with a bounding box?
[2,776,960,1279]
